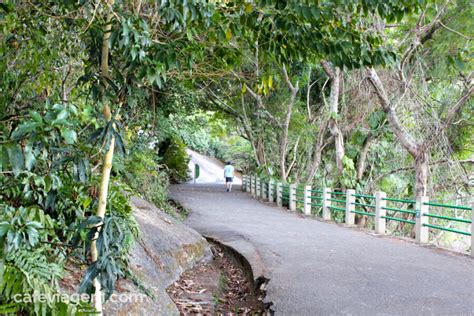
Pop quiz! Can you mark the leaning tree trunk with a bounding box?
[356,133,373,181]
[279,65,299,182]
[414,151,429,199]
[322,61,344,174]
[90,9,115,315]
[305,121,328,183]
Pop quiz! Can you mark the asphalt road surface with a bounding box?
[170,183,474,315]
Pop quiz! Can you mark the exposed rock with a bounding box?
[102,196,212,315]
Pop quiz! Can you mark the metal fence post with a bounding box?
[375,191,387,234]
[246,175,251,193]
[415,196,430,244]
[304,185,312,216]
[289,184,297,211]
[345,189,355,225]
[268,180,274,202]
[277,182,283,207]
[256,177,261,198]
[322,188,331,220]
[242,175,246,191]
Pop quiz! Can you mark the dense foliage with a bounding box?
[0,0,472,314]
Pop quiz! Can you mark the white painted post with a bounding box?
[242,175,246,191]
[260,179,266,199]
[289,184,297,211]
[256,177,261,198]
[251,175,256,197]
[246,175,251,193]
[277,182,283,207]
[345,189,355,225]
[471,203,474,257]
[322,188,331,220]
[268,180,274,202]
[375,191,387,234]
[304,185,312,216]
[415,196,430,244]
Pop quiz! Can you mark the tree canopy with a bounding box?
[0,0,472,314]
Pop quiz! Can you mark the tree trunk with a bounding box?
[305,121,328,183]
[322,61,344,173]
[414,151,429,199]
[279,65,299,181]
[91,9,115,315]
[356,133,373,181]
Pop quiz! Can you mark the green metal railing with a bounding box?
[328,206,345,212]
[382,216,415,224]
[423,202,470,211]
[422,201,471,236]
[352,193,375,199]
[423,224,471,236]
[245,175,472,253]
[353,210,375,217]
[383,197,416,204]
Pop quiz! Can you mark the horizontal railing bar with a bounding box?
[328,198,346,203]
[309,189,323,193]
[310,196,323,200]
[295,188,305,192]
[296,199,306,203]
[381,216,415,224]
[423,213,471,224]
[307,202,323,207]
[382,197,416,204]
[351,210,375,217]
[330,191,345,196]
[352,202,375,208]
[352,194,375,199]
[328,206,346,212]
[423,224,471,236]
[282,196,290,200]
[295,193,305,197]
[382,207,416,215]
[423,202,471,211]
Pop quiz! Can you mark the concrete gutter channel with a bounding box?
[204,235,274,314]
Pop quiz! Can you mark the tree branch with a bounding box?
[366,68,420,157]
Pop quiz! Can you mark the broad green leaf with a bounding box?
[6,144,24,177]
[61,129,77,144]
[24,144,36,171]
[56,109,69,121]
[29,111,43,123]
[11,122,39,139]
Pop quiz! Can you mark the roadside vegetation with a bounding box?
[0,0,471,314]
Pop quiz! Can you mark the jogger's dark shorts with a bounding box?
[225,177,233,183]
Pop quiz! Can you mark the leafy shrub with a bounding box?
[159,137,190,183]
[115,142,187,219]
[0,104,139,314]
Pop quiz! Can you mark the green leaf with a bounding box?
[11,122,40,139]
[61,129,77,144]
[6,144,24,177]
[24,145,36,171]
[56,109,69,121]
[225,28,233,40]
[29,111,43,123]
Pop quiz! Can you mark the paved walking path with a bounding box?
[170,184,474,315]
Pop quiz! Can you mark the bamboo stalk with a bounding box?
[90,5,115,314]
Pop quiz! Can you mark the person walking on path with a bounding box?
[223,162,234,192]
